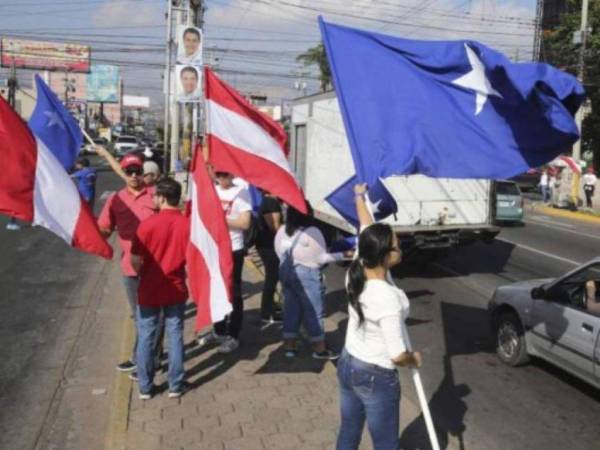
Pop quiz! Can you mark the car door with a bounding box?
[531,298,596,379]
[531,265,600,381]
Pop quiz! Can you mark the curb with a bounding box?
[104,298,135,450]
[531,203,600,225]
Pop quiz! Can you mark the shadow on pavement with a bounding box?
[400,301,493,450]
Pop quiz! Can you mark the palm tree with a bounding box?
[296,42,331,92]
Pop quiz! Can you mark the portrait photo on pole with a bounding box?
[177,26,203,66]
[176,65,201,103]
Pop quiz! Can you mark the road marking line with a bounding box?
[528,215,576,228]
[496,237,581,266]
[525,217,600,241]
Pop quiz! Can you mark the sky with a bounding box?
[0,0,537,113]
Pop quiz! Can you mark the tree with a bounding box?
[296,42,331,92]
[543,0,600,169]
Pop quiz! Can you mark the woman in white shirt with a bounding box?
[275,202,345,359]
[583,167,597,208]
[336,184,421,450]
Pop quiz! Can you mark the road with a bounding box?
[324,205,600,450]
[0,161,123,450]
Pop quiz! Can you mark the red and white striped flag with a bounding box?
[187,149,233,331]
[205,67,307,213]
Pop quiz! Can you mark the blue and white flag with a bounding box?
[325,175,397,227]
[319,18,585,184]
[29,75,83,170]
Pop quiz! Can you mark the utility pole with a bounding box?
[182,0,204,169]
[573,0,590,161]
[163,0,174,174]
[532,0,544,62]
[168,0,185,175]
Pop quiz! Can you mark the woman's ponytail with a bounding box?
[346,258,366,324]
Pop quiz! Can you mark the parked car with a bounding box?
[494,180,523,223]
[114,135,139,156]
[510,168,541,192]
[488,259,600,389]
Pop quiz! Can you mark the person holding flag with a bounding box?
[337,183,422,450]
[197,171,252,354]
[98,154,157,374]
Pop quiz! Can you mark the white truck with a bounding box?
[289,92,499,254]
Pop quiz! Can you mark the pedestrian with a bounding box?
[539,168,550,203]
[255,189,284,325]
[143,160,161,187]
[583,167,597,208]
[274,201,345,359]
[98,154,157,374]
[336,183,422,450]
[130,178,189,399]
[71,157,97,209]
[198,171,252,353]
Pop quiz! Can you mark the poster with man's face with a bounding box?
[176,65,201,103]
[177,26,203,66]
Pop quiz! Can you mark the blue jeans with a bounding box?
[279,260,325,342]
[541,185,550,203]
[336,350,400,450]
[122,276,139,362]
[136,303,186,394]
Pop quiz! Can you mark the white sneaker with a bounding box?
[217,337,239,354]
[6,222,20,231]
[197,331,226,347]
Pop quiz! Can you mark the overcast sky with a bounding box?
[0,0,537,112]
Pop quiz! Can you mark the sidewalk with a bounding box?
[528,200,600,225]
[113,256,426,450]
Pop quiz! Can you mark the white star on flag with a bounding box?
[452,44,502,115]
[369,198,383,215]
[44,110,66,129]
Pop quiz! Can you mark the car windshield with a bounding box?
[497,182,520,196]
[117,137,137,144]
[562,264,600,285]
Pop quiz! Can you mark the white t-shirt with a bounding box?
[540,173,548,186]
[274,226,344,269]
[345,279,410,370]
[583,173,597,187]
[216,184,252,251]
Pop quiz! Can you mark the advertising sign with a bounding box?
[176,65,201,103]
[1,38,90,72]
[176,26,203,66]
[123,95,150,108]
[86,65,120,103]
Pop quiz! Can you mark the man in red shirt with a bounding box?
[98,154,157,373]
[131,178,189,399]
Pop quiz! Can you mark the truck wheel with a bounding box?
[495,312,529,366]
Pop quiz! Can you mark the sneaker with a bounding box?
[5,222,20,231]
[284,348,298,358]
[217,337,240,354]
[116,360,136,372]
[312,350,340,360]
[168,383,188,399]
[139,391,152,400]
[128,371,139,382]
[197,331,226,347]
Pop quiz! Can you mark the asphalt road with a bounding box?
[323,206,600,450]
[0,160,121,450]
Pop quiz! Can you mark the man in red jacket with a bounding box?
[131,178,190,399]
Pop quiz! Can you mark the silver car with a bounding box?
[488,259,600,389]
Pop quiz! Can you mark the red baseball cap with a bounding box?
[120,154,143,169]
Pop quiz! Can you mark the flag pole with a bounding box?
[401,328,441,450]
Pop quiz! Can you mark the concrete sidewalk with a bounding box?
[114,257,432,450]
[528,200,600,225]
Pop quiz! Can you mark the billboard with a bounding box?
[86,65,120,103]
[1,38,90,72]
[123,95,150,108]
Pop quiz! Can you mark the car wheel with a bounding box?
[495,312,529,366]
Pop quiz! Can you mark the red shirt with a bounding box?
[131,209,190,307]
[97,187,156,276]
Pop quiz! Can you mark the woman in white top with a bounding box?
[336,184,421,450]
[583,167,597,208]
[275,201,345,359]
